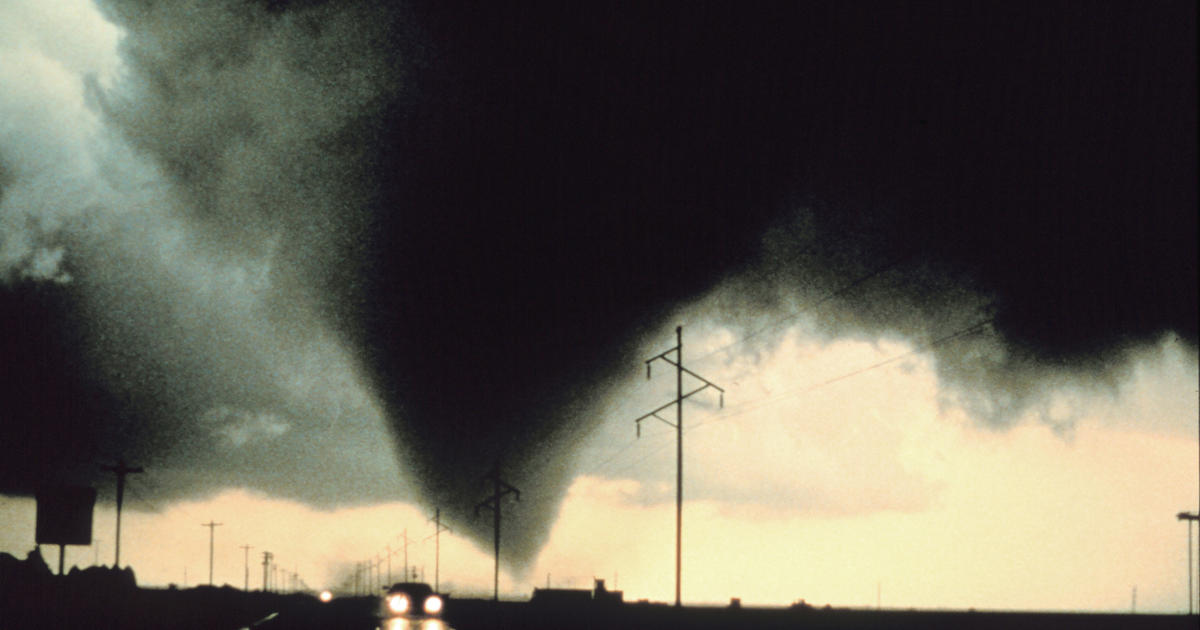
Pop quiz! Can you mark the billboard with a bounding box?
[35,486,96,546]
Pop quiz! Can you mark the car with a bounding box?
[381,582,445,619]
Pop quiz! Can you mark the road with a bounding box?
[3,581,1194,630]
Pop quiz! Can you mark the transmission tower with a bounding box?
[104,460,143,568]
[240,545,253,590]
[634,325,724,608]
[261,551,272,592]
[201,521,222,585]
[393,528,415,584]
[426,508,452,591]
[475,464,520,601]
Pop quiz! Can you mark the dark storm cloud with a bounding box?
[1,0,1194,575]
[363,0,1195,568]
[1,0,410,506]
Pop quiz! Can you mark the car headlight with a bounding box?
[388,594,410,614]
[423,595,444,615]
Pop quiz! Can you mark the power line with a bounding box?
[103,460,143,568]
[202,521,222,586]
[556,252,921,481]
[557,249,944,497]
[689,317,994,434]
[604,437,676,480]
[692,252,916,365]
[633,326,724,608]
[586,436,643,473]
[587,317,993,483]
[393,529,414,584]
[261,551,273,592]
[426,508,452,592]
[372,553,385,592]
[475,464,520,601]
[240,544,253,591]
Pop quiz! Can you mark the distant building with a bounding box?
[592,579,623,605]
[529,578,623,607]
[530,587,591,607]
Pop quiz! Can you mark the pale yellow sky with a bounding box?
[2,329,1196,613]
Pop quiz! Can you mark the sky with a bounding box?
[1,0,1197,614]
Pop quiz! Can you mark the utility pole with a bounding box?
[1179,512,1199,614]
[202,521,222,586]
[475,465,520,601]
[426,508,452,591]
[104,460,144,568]
[240,545,253,591]
[261,551,272,592]
[634,325,724,608]
[394,529,414,584]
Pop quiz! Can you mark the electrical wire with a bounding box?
[688,317,994,434]
[691,251,916,365]
[561,244,923,479]
[582,251,929,477]
[587,316,994,480]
